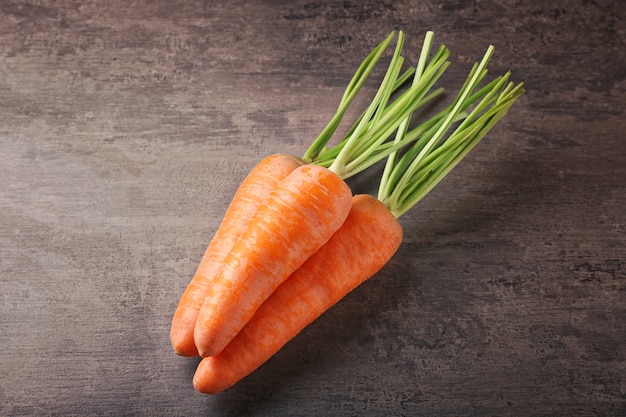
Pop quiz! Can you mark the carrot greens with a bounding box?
[303,30,525,196]
[302,31,401,163]
[303,31,450,179]
[378,46,526,218]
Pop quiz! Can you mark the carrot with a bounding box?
[170,30,445,356]
[193,163,353,356]
[192,41,525,394]
[193,194,402,394]
[170,153,304,356]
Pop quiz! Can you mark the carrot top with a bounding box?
[378,43,526,218]
[304,30,524,214]
[302,31,450,180]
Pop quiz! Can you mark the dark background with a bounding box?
[1,1,624,416]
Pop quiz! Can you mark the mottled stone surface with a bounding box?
[0,1,624,416]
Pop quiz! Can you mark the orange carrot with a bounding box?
[170,153,304,356]
[192,44,524,393]
[193,164,353,357]
[193,194,402,394]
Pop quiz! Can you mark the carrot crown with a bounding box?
[302,31,450,180]
[378,44,526,218]
[301,31,524,214]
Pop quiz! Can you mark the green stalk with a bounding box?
[309,68,416,165]
[386,76,506,183]
[336,85,443,178]
[302,31,397,162]
[392,87,523,218]
[302,31,523,196]
[389,46,494,205]
[326,35,451,179]
[326,32,408,175]
[303,31,452,179]
[396,79,513,207]
[378,44,525,218]
[379,31,437,200]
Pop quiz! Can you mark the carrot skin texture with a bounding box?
[193,194,403,394]
[170,154,305,356]
[193,164,354,357]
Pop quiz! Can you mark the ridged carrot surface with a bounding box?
[193,194,403,394]
[193,164,353,357]
[170,153,304,356]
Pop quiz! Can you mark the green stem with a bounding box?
[392,86,523,218]
[379,45,525,218]
[310,68,417,166]
[327,32,407,175]
[327,34,451,179]
[379,31,436,201]
[302,31,397,162]
[302,31,524,197]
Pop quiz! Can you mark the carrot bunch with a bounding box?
[169,31,525,394]
[171,31,447,358]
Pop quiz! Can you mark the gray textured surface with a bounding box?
[1,1,625,416]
